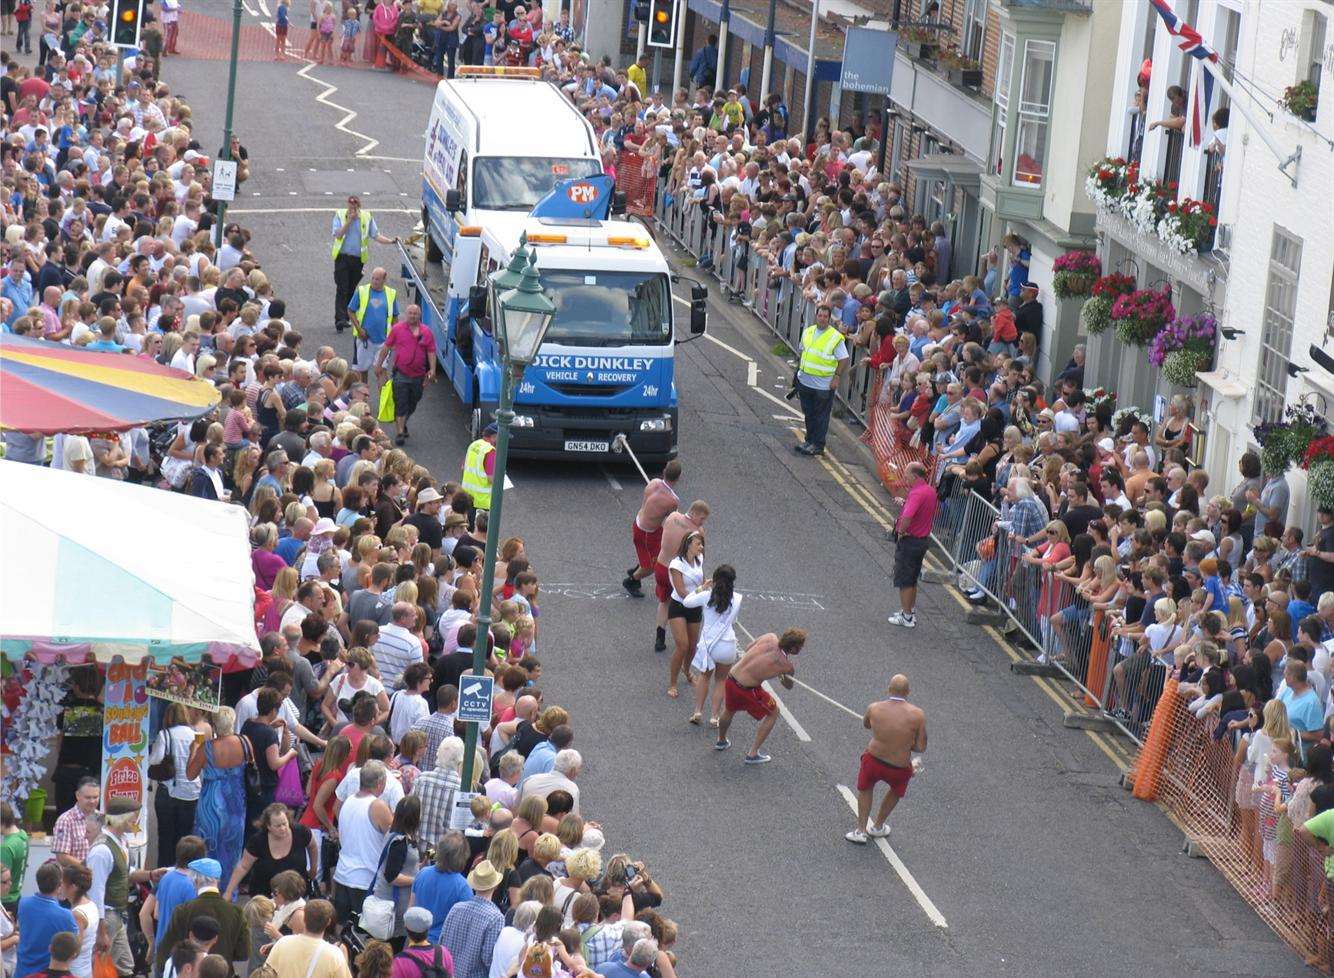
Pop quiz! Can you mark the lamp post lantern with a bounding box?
[459,242,555,793]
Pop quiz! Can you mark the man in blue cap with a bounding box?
[155,858,247,978]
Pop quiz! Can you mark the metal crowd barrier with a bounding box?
[925,479,1159,745]
[653,176,1168,743]
[652,176,872,427]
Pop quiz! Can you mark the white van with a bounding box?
[421,67,603,266]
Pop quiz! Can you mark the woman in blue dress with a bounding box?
[185,705,253,891]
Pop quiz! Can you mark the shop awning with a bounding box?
[0,333,220,435]
[0,462,260,666]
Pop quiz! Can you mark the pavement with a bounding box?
[159,9,1307,975]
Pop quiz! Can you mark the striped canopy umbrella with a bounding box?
[0,333,220,434]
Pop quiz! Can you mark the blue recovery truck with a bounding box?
[401,79,705,461]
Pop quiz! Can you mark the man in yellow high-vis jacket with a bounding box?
[461,422,498,517]
[792,303,849,457]
[332,195,397,333]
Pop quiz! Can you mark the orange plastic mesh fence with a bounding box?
[1132,688,1334,970]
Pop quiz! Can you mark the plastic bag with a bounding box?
[275,756,305,808]
[377,380,395,423]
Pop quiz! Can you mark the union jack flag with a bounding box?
[1149,0,1219,147]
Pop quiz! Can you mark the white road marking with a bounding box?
[761,680,811,742]
[747,361,758,386]
[225,207,418,215]
[701,331,754,364]
[600,466,622,491]
[835,784,949,929]
[295,61,381,157]
[753,384,802,418]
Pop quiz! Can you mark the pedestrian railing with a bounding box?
[652,175,1167,744]
[923,478,1161,745]
[1132,681,1333,969]
[652,177,873,427]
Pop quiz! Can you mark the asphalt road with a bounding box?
[163,13,1305,975]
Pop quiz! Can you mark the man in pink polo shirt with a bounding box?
[374,304,437,447]
[887,462,937,629]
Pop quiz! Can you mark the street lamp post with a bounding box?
[459,240,555,794]
[215,0,243,248]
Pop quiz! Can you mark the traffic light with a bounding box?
[631,1,649,23]
[110,0,145,48]
[647,0,676,48]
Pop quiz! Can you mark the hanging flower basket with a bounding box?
[1149,312,1217,369]
[1081,295,1112,335]
[1307,458,1334,511]
[1082,274,1136,336]
[1252,403,1330,474]
[1111,287,1174,346]
[1052,251,1102,299]
[1161,348,1209,387]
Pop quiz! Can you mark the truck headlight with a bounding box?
[639,416,673,432]
[511,415,535,428]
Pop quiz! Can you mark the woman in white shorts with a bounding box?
[682,564,742,727]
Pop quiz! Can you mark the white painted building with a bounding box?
[1085,0,1334,533]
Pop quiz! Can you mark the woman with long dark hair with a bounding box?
[665,531,706,699]
[682,565,742,727]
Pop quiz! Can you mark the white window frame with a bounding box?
[962,0,988,61]
[1012,38,1055,188]
[1254,227,1302,424]
[990,33,1014,178]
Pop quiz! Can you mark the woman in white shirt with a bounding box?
[682,565,742,727]
[665,531,705,700]
[62,865,100,978]
[149,702,205,870]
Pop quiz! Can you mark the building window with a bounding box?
[1302,10,1327,108]
[962,0,987,61]
[1013,39,1055,187]
[1254,227,1303,424]
[990,33,1014,177]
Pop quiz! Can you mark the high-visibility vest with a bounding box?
[462,438,495,508]
[332,208,372,262]
[798,323,842,378]
[351,284,397,336]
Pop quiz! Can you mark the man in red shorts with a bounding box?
[624,458,681,597]
[716,628,805,764]
[847,673,926,844]
[652,499,709,651]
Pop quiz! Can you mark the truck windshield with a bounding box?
[537,270,672,347]
[472,157,602,211]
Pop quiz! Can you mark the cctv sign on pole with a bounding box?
[458,674,494,724]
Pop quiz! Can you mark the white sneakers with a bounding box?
[887,612,917,628]
[845,822,891,844]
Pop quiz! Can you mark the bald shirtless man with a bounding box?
[624,459,682,597]
[652,500,710,651]
[715,628,806,764]
[847,674,926,844]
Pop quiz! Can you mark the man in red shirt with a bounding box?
[374,304,437,446]
[888,462,937,628]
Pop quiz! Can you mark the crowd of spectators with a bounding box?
[0,16,681,978]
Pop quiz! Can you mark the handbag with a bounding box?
[242,735,263,795]
[359,832,403,940]
[275,755,305,808]
[147,729,176,783]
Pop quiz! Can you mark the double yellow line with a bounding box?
[787,426,1133,772]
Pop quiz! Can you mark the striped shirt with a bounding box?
[410,768,461,850]
[411,711,458,772]
[372,622,421,690]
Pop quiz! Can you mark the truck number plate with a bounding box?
[564,439,609,453]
